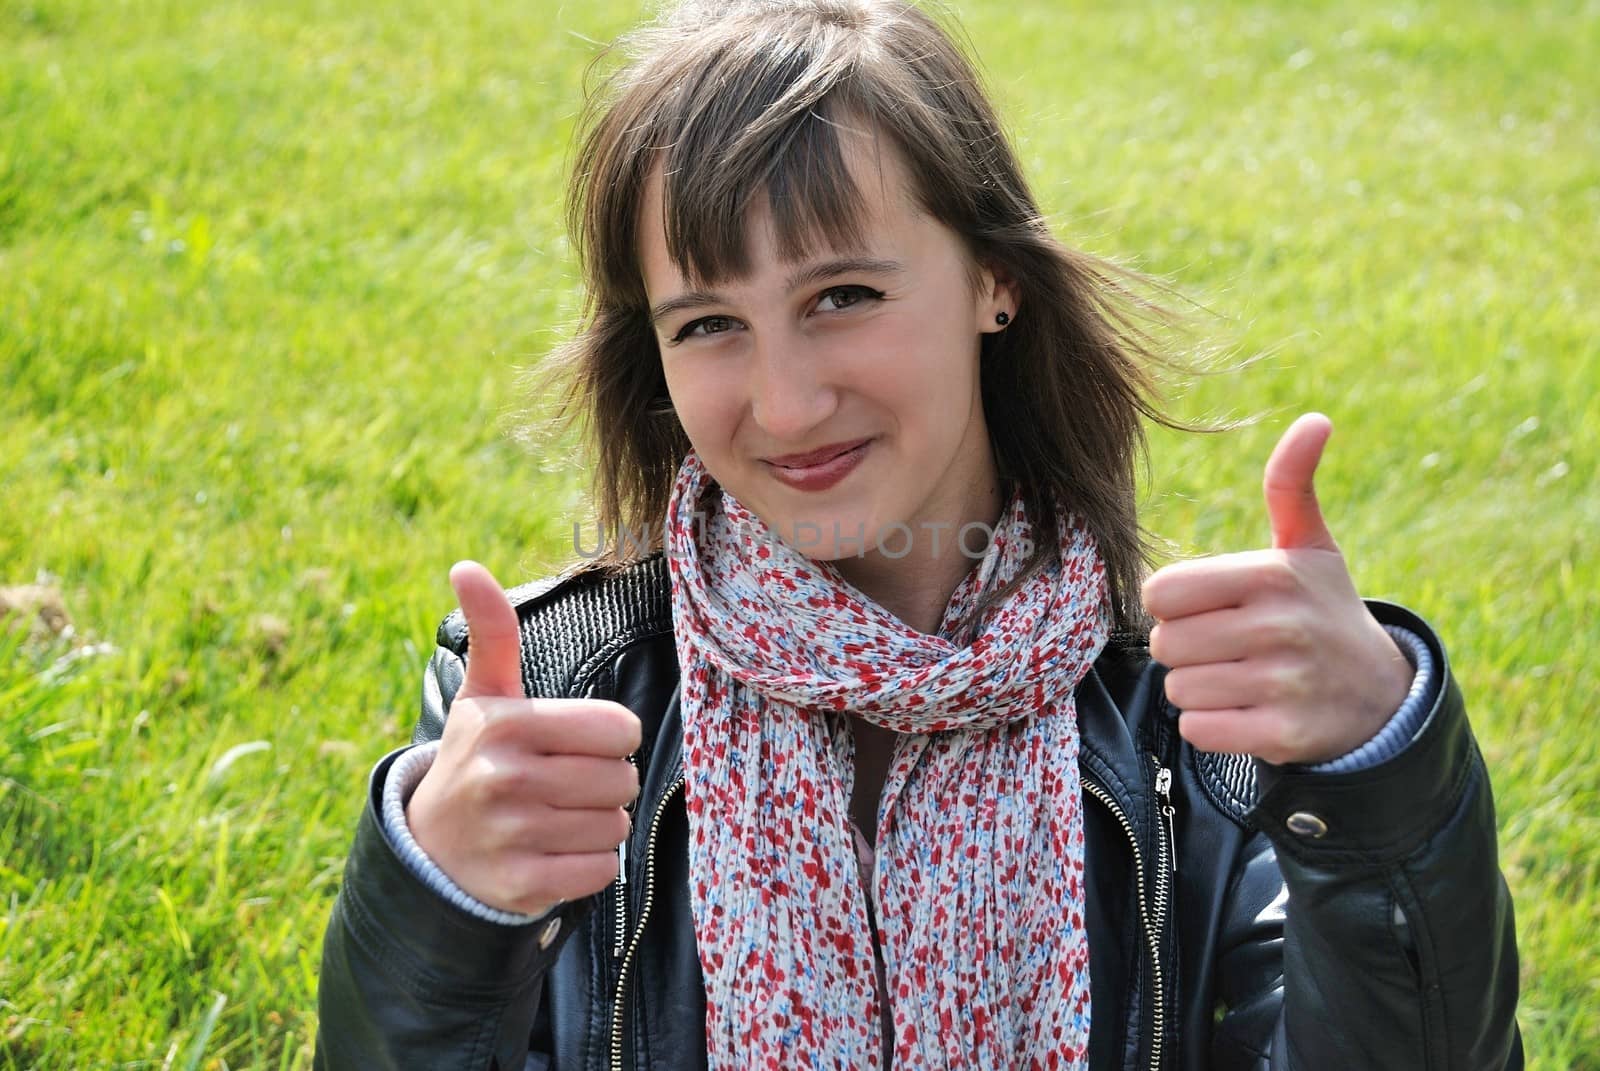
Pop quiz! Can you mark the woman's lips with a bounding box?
[763,439,871,492]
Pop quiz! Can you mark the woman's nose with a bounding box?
[747,331,838,442]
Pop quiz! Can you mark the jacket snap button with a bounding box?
[1286,811,1329,838]
[538,915,563,949]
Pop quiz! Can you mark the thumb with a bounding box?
[1262,412,1338,551]
[449,560,526,698]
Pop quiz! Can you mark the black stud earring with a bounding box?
[995,311,1010,327]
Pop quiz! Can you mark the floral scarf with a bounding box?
[666,451,1106,1069]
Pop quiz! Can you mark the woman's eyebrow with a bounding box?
[649,289,722,326]
[785,256,905,292]
[648,257,906,326]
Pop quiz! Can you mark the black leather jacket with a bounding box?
[315,556,1523,1070]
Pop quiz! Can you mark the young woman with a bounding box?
[315,1,1522,1067]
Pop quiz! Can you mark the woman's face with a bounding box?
[638,133,1015,567]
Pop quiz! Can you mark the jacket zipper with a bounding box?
[1155,766,1177,875]
[614,753,638,960]
[613,838,628,958]
[609,768,1173,1071]
[610,772,685,1071]
[1081,765,1174,1071]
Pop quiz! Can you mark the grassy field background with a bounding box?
[2,0,1595,1067]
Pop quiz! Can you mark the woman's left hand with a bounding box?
[1141,413,1414,766]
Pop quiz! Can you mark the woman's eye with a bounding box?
[671,315,736,343]
[817,285,884,312]
[667,287,883,343]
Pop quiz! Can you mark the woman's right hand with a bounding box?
[405,561,642,917]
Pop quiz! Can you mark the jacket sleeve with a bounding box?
[314,645,584,1071]
[1210,603,1523,1070]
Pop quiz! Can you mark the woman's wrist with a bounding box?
[1306,624,1435,773]
[379,741,549,927]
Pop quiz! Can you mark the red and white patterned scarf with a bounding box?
[666,451,1106,1070]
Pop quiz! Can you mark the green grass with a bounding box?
[1,0,1595,1066]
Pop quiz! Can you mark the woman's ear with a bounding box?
[975,260,1021,333]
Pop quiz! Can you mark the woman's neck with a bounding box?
[834,552,970,635]
[831,478,1005,636]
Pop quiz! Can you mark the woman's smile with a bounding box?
[761,437,873,492]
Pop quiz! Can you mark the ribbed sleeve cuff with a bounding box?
[378,741,548,927]
[1307,625,1435,773]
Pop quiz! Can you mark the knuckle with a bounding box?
[478,758,542,807]
[1263,713,1311,765]
[459,756,501,806]
[483,803,543,852]
[1257,660,1289,698]
[1258,556,1302,596]
[1262,660,1312,703]
[1252,614,1307,654]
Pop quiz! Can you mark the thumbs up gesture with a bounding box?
[406,561,642,916]
[1141,414,1414,766]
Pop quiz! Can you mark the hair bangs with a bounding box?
[652,35,875,285]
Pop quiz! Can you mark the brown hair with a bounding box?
[542,0,1187,631]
